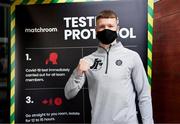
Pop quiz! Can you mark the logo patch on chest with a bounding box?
[90,58,103,70]
[115,59,122,66]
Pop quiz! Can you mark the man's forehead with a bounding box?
[97,18,117,21]
[96,18,117,24]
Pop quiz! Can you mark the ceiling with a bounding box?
[0,0,160,5]
[0,0,159,4]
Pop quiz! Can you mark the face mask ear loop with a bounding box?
[116,27,120,37]
[116,17,120,37]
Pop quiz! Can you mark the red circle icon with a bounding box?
[54,97,62,106]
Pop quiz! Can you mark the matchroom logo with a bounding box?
[25,27,58,33]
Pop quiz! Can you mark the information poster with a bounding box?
[15,0,147,123]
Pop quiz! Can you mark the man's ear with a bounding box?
[95,27,98,35]
[95,26,97,32]
[116,17,120,33]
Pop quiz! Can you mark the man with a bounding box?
[64,10,154,124]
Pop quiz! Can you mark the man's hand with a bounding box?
[77,59,90,76]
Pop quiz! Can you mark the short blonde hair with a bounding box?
[96,10,118,22]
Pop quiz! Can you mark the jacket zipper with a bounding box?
[105,51,109,74]
[99,45,111,74]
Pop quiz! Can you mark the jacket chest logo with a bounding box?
[90,58,103,71]
[115,59,123,66]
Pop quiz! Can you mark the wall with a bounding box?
[152,0,180,122]
[0,3,10,123]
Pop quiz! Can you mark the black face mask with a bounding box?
[96,29,117,45]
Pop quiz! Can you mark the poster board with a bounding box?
[10,0,154,123]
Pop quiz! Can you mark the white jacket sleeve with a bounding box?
[132,53,154,124]
[64,68,86,100]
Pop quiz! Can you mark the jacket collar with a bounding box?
[97,41,124,53]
